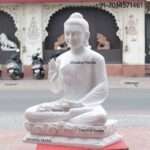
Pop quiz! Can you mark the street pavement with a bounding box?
[0,76,150,150]
[1,76,150,90]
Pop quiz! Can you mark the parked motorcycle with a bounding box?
[6,50,24,80]
[32,53,45,79]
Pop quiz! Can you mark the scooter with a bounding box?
[6,50,24,80]
[32,53,45,79]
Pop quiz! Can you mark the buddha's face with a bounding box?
[64,23,87,50]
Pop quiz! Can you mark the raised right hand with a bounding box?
[48,59,60,81]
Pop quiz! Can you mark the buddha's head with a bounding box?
[64,12,90,50]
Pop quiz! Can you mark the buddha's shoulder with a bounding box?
[88,49,105,62]
[57,51,71,60]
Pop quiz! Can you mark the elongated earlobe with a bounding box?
[84,32,90,47]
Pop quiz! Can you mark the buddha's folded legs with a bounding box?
[25,103,89,122]
[69,105,107,126]
[25,103,70,122]
[25,103,107,126]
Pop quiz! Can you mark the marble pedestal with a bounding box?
[36,140,129,150]
[24,120,122,149]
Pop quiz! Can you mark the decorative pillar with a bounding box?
[21,4,43,65]
[123,6,145,65]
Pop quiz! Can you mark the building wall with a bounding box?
[0,4,43,65]
[122,6,145,65]
[0,3,145,66]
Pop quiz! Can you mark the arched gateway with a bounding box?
[43,6,122,64]
[0,10,20,64]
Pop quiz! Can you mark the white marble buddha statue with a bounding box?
[25,12,109,127]
[24,13,122,148]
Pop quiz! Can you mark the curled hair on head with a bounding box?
[64,12,89,33]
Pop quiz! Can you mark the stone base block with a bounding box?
[24,133,122,149]
[25,120,117,139]
[36,140,128,150]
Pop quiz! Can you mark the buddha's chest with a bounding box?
[60,57,95,85]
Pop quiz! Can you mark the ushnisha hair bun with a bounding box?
[64,12,89,33]
[69,12,83,19]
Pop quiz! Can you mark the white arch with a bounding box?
[0,5,21,40]
[42,3,122,42]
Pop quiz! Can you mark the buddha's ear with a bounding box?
[49,58,56,70]
[86,31,90,40]
[84,31,90,46]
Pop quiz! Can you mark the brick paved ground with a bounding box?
[119,127,150,150]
